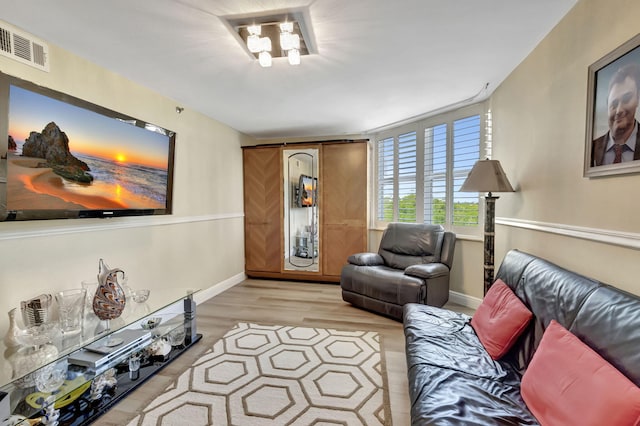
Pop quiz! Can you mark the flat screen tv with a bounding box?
[0,72,175,221]
[296,174,317,207]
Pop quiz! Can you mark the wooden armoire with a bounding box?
[242,140,367,282]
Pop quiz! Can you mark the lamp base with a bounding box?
[483,195,498,295]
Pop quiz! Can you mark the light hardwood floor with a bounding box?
[99,279,475,425]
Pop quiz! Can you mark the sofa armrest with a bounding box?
[347,253,384,266]
[405,263,449,279]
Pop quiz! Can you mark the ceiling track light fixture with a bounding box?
[246,21,301,67]
[246,24,262,53]
[246,24,273,67]
[278,22,301,66]
[220,7,318,67]
[238,21,306,67]
[259,50,272,67]
[288,48,300,66]
[223,9,316,68]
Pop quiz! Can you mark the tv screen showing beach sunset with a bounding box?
[5,83,174,216]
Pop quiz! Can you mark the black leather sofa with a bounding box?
[403,249,640,425]
[340,223,455,321]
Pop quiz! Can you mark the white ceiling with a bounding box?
[1,0,577,139]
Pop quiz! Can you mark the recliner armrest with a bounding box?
[347,253,385,266]
[405,263,449,279]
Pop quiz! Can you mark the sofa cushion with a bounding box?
[378,223,444,269]
[521,320,640,426]
[404,263,449,279]
[403,303,538,425]
[346,252,384,266]
[495,251,601,373]
[471,280,533,360]
[570,284,640,387]
[341,264,425,306]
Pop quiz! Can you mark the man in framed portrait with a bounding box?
[591,63,640,166]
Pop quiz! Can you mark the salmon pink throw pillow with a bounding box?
[470,279,532,360]
[521,320,640,426]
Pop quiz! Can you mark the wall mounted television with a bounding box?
[0,72,175,221]
[296,174,317,208]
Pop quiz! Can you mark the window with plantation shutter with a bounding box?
[376,137,394,222]
[373,104,485,236]
[452,115,481,226]
[398,131,417,222]
[424,124,447,225]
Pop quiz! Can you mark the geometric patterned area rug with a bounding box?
[125,322,392,426]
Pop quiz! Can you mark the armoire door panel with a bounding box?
[245,223,281,272]
[322,225,366,276]
[243,149,281,223]
[243,147,282,273]
[322,142,367,276]
[322,143,367,223]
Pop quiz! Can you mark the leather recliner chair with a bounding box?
[340,222,456,320]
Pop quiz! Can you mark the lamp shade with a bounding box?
[460,159,515,193]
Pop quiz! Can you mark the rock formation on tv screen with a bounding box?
[22,121,94,183]
[8,135,16,151]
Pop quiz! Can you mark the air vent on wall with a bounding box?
[0,20,49,72]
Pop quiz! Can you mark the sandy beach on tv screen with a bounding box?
[6,154,154,210]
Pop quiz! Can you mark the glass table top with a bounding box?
[0,287,199,388]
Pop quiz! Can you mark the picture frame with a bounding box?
[584,33,640,178]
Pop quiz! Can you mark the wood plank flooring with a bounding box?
[99,279,475,425]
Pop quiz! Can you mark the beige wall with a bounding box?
[245,0,640,302]
[0,41,250,333]
[3,0,637,339]
[491,0,640,295]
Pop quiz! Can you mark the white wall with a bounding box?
[491,0,640,296]
[0,40,249,333]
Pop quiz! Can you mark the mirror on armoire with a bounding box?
[283,148,319,272]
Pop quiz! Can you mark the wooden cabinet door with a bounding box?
[243,147,282,273]
[321,142,367,277]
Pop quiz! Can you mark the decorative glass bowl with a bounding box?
[15,323,60,348]
[131,289,150,303]
[140,317,162,330]
[167,327,186,348]
[34,359,68,393]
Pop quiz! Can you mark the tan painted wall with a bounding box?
[3,0,636,343]
[491,0,640,295]
[0,41,250,334]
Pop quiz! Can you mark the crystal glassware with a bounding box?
[55,288,86,335]
[34,359,68,393]
[21,294,52,328]
[167,327,186,348]
[131,289,150,303]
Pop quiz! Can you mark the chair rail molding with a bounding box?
[0,213,244,241]
[496,217,640,250]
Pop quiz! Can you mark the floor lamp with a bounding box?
[460,159,515,295]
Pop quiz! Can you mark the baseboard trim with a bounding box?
[195,275,484,316]
[195,272,246,305]
[449,290,482,310]
[195,274,484,311]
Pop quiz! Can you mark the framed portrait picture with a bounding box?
[584,33,640,178]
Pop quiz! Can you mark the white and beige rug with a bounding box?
[126,322,392,425]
